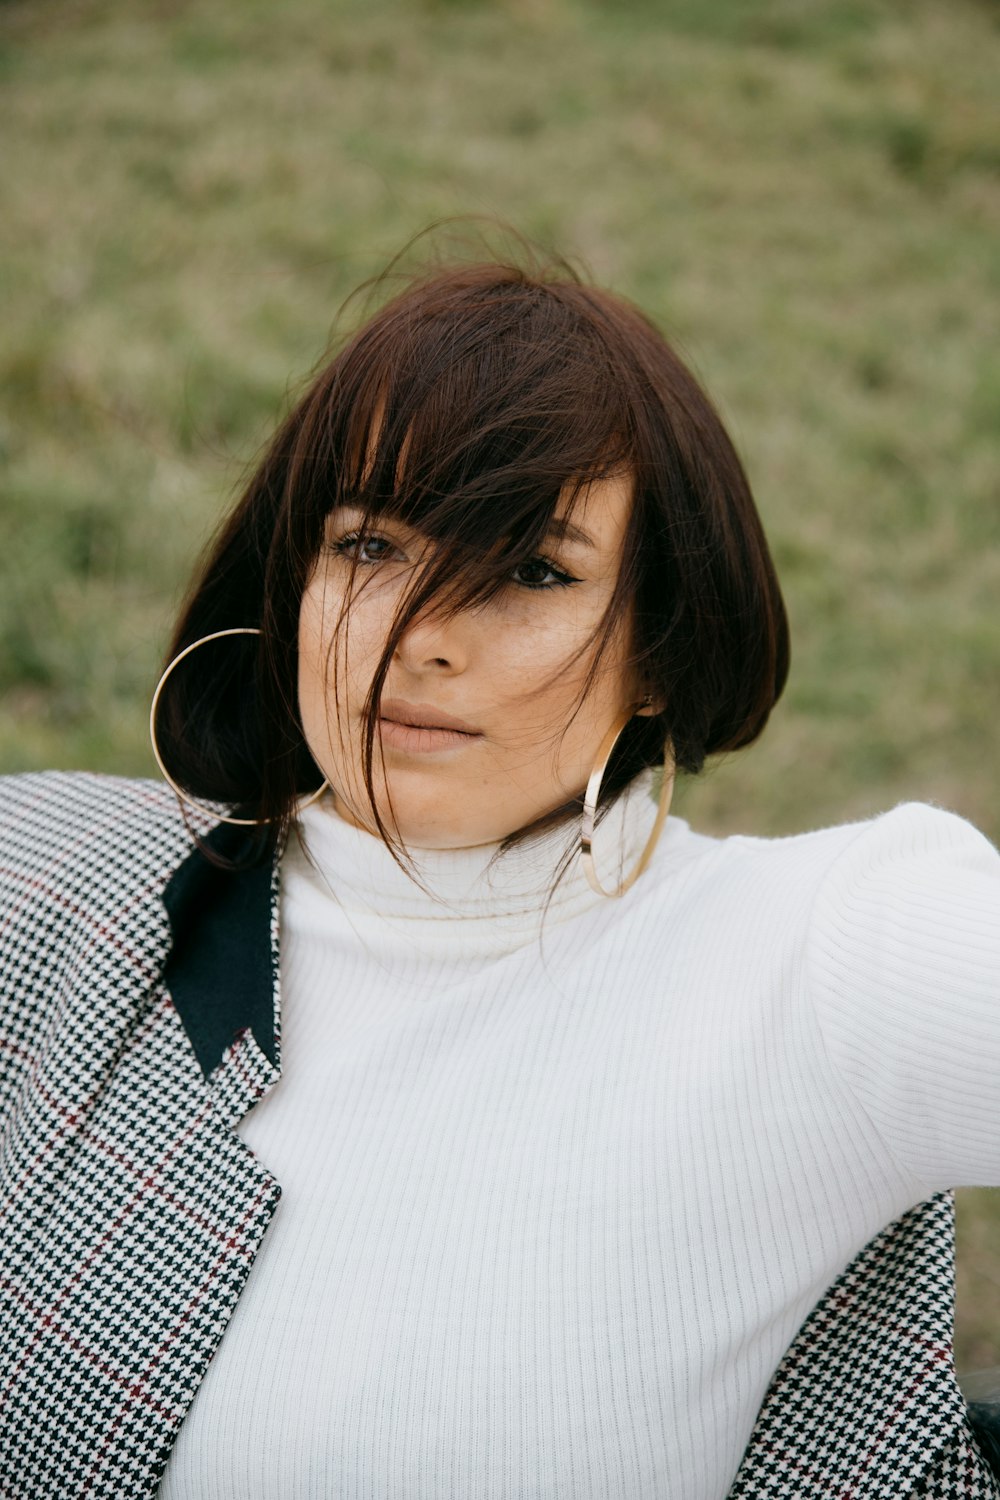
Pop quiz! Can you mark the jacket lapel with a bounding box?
[39,981,282,1496]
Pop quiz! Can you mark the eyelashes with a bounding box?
[331,531,400,566]
[508,556,580,590]
[330,530,581,593]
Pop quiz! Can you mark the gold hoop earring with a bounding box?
[580,707,674,899]
[149,626,329,827]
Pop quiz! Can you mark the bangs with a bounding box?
[323,272,639,615]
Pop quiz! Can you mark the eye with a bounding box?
[332,530,402,565]
[510,555,580,590]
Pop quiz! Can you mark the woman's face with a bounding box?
[297,472,650,849]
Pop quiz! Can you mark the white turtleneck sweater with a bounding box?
[160,786,1000,1500]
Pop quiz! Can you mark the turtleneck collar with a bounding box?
[286,771,692,960]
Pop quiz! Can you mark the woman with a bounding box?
[1,257,998,1499]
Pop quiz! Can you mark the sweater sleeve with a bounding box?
[807,801,1000,1192]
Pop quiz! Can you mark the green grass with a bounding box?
[2,0,999,1363]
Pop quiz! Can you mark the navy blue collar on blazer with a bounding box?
[162,823,277,1081]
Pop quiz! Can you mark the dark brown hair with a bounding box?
[156,251,789,858]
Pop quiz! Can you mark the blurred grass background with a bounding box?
[1,0,998,1365]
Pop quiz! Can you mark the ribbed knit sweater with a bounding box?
[160,789,1000,1500]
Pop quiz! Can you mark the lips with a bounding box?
[379,699,481,735]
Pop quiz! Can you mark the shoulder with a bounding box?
[791,800,1000,917]
[798,800,1000,983]
[640,801,999,944]
[0,770,210,912]
[0,774,212,1072]
[702,799,997,887]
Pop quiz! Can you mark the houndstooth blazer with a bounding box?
[0,770,997,1498]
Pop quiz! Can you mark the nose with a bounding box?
[393,605,470,675]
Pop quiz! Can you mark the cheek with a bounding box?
[297,581,358,749]
[298,579,379,712]
[488,607,630,721]
[491,595,596,679]
[296,595,330,755]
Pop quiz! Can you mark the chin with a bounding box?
[392,815,501,852]
[389,802,512,851]
[372,771,514,850]
[332,787,498,850]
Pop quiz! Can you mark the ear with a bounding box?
[634,693,664,718]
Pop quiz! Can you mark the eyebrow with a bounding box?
[328,505,597,553]
[544,517,596,550]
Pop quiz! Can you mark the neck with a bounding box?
[287,770,682,959]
